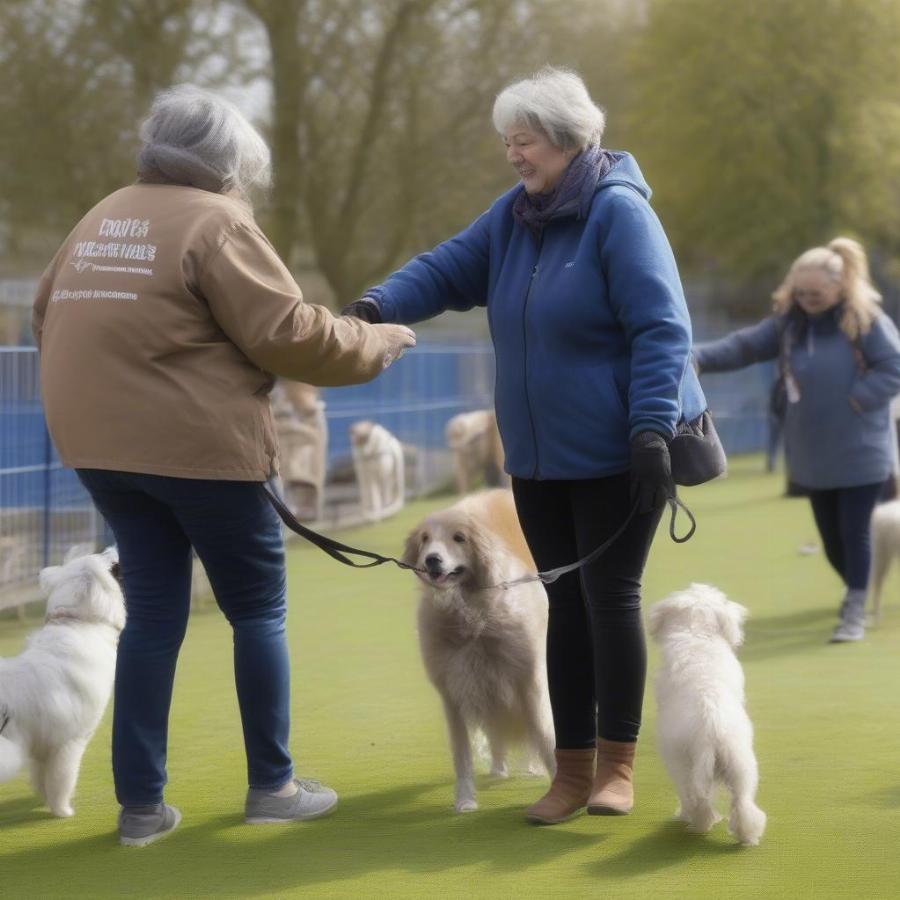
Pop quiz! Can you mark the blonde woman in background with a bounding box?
[694,238,900,643]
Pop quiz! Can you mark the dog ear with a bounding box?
[466,515,505,587]
[100,546,121,581]
[716,600,747,648]
[39,565,64,596]
[401,528,420,569]
[646,599,677,641]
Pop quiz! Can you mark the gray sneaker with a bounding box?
[118,803,181,847]
[830,619,865,642]
[830,589,866,643]
[245,778,338,824]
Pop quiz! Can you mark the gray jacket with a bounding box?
[694,309,900,489]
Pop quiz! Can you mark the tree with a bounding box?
[239,0,636,305]
[625,0,900,298]
[0,0,243,270]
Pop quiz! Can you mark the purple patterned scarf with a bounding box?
[512,145,615,237]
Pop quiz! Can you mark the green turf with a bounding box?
[1,456,899,899]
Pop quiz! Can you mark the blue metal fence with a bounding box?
[1,336,772,604]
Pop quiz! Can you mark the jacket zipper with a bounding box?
[522,235,544,478]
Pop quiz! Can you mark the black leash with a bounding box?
[0,706,9,737]
[486,494,695,590]
[263,484,697,588]
[263,484,421,573]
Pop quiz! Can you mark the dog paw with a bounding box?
[683,811,722,833]
[455,798,478,813]
[489,764,509,779]
[51,805,75,818]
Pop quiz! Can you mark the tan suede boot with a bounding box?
[587,738,636,815]
[525,749,595,824]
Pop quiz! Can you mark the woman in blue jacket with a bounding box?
[343,67,706,824]
[695,238,900,643]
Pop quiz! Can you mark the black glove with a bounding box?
[629,431,675,514]
[340,298,382,324]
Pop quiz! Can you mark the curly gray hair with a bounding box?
[137,84,271,195]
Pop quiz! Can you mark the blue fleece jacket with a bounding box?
[695,309,900,489]
[365,152,707,480]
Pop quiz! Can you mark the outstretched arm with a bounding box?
[693,318,781,374]
[198,221,412,386]
[356,209,491,325]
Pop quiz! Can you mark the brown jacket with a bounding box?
[33,183,391,480]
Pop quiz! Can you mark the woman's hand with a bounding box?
[629,431,674,513]
[341,297,382,323]
[373,323,416,368]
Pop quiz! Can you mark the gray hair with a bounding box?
[137,84,271,194]
[492,67,606,151]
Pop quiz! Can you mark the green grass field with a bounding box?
[2,456,899,899]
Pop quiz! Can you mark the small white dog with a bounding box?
[647,583,766,846]
[869,499,900,623]
[350,420,405,521]
[403,489,555,812]
[0,547,125,817]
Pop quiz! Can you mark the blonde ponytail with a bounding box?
[772,236,882,340]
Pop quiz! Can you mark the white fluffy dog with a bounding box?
[0,547,125,817]
[647,583,766,846]
[350,420,405,521]
[403,489,555,812]
[869,499,900,623]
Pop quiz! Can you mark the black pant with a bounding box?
[807,481,883,591]
[512,473,662,748]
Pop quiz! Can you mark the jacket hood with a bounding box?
[597,151,652,201]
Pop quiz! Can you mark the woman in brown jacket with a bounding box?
[32,85,415,846]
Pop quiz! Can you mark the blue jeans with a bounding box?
[76,469,293,806]
[807,481,883,591]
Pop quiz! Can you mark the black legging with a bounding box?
[512,473,662,748]
[807,481,883,591]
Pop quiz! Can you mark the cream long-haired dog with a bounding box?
[445,410,507,494]
[403,489,555,812]
[0,547,125,817]
[868,498,900,623]
[350,420,405,522]
[647,584,766,846]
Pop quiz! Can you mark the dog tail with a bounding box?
[0,734,25,784]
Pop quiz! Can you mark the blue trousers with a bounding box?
[76,469,293,806]
[807,481,883,591]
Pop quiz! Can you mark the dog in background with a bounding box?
[403,489,555,812]
[0,547,125,817]
[647,583,766,846]
[445,410,507,495]
[868,499,900,623]
[350,420,405,522]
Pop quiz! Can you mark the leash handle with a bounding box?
[668,495,696,543]
[262,484,420,572]
[494,493,696,590]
